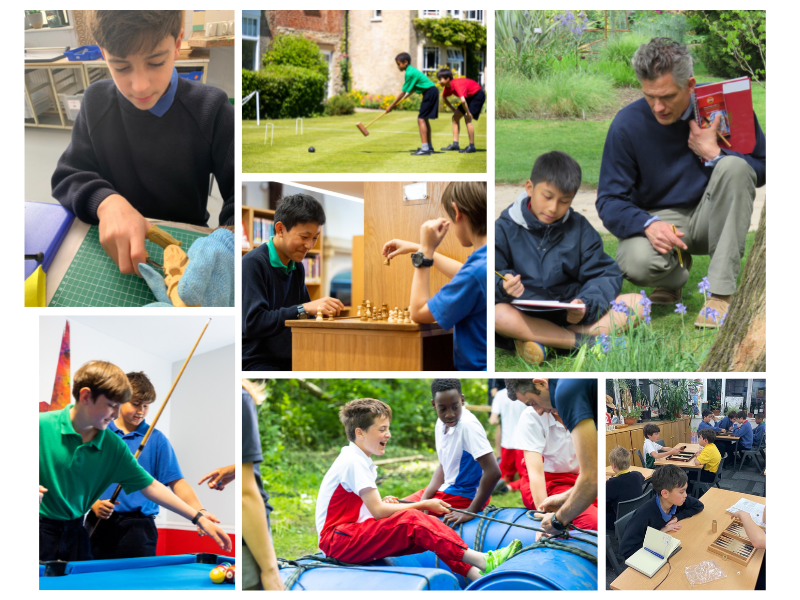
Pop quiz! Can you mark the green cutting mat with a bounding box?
[49,225,207,307]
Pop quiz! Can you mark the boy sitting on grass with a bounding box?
[85,371,220,559]
[316,398,521,582]
[382,182,487,371]
[606,446,645,528]
[403,379,500,525]
[642,423,686,469]
[619,464,704,560]
[437,68,485,154]
[495,151,644,366]
[385,52,440,156]
[51,11,234,282]
[39,361,231,562]
[691,429,721,484]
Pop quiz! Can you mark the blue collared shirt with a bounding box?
[99,420,183,515]
[148,67,179,117]
[732,420,753,449]
[655,495,678,523]
[698,420,722,433]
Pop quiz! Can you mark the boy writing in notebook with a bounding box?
[51,10,234,279]
[316,398,521,582]
[495,151,643,365]
[39,361,231,562]
[382,182,487,371]
[619,465,704,560]
[403,379,500,525]
[385,52,440,156]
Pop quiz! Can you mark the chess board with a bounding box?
[708,531,756,566]
[666,452,696,462]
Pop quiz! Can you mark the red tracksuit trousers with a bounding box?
[520,465,598,530]
[499,447,525,490]
[402,489,491,510]
[319,510,472,576]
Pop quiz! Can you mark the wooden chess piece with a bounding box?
[316,311,323,322]
[383,257,390,266]
[403,308,411,324]
[328,310,335,321]
[382,303,388,320]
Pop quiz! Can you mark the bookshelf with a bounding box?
[241,205,324,301]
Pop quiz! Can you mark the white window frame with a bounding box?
[465,10,484,24]
[242,11,260,71]
[372,10,383,21]
[320,48,334,98]
[446,10,461,19]
[422,46,440,73]
[476,50,485,85]
[446,48,464,76]
[420,10,441,18]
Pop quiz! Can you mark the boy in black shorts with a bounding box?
[495,152,644,365]
[437,69,485,154]
[386,52,439,156]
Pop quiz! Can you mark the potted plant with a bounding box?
[26,10,44,29]
[622,407,641,426]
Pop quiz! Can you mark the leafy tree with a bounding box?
[690,11,765,86]
[263,34,329,81]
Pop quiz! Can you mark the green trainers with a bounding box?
[481,539,523,575]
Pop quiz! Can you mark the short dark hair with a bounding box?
[395,52,411,64]
[698,429,716,443]
[702,410,712,418]
[91,11,183,58]
[728,410,737,419]
[274,193,326,232]
[339,398,392,442]
[431,379,462,397]
[126,372,157,403]
[652,464,688,496]
[530,151,582,197]
[643,423,661,438]
[436,68,453,80]
[441,182,486,237]
[504,379,541,401]
[737,411,747,420]
[72,361,131,404]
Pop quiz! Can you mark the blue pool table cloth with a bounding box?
[39,554,236,590]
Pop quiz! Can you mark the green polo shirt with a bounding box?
[268,236,296,274]
[402,65,435,94]
[39,407,154,520]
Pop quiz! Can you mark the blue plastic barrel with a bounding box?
[445,507,541,551]
[465,533,598,591]
[279,559,460,591]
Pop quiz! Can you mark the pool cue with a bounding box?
[89,318,212,538]
[672,225,684,267]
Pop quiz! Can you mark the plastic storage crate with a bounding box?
[178,71,203,81]
[25,89,52,119]
[64,45,102,61]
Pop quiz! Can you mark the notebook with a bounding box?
[511,299,586,312]
[625,527,681,578]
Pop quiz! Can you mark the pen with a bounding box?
[494,270,509,281]
[644,547,665,560]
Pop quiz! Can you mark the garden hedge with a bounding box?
[242,65,326,119]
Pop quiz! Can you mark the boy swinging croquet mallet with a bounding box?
[385,52,440,156]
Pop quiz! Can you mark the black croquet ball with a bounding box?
[309,147,315,153]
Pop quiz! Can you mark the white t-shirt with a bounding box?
[315,442,377,538]
[513,407,579,474]
[490,388,529,449]
[436,408,494,499]
[643,438,662,458]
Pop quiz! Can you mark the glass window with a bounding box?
[423,46,439,72]
[446,10,461,18]
[422,10,440,17]
[373,10,382,20]
[465,10,484,22]
[446,49,463,76]
[242,14,260,71]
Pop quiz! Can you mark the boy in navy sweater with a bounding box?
[242,194,344,371]
[51,11,234,278]
[495,152,643,365]
[619,465,704,559]
[717,410,737,433]
[597,37,766,328]
[606,446,645,529]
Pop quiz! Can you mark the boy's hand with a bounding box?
[661,517,682,533]
[502,273,524,298]
[421,498,452,515]
[195,509,221,536]
[645,220,687,255]
[540,491,570,513]
[732,510,750,522]
[39,485,47,505]
[303,297,345,317]
[97,194,151,276]
[565,298,586,324]
[443,510,473,526]
[420,218,450,254]
[382,239,418,259]
[197,517,232,552]
[198,465,236,491]
[92,499,120,520]
[382,496,400,504]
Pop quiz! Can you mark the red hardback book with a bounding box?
[693,77,757,154]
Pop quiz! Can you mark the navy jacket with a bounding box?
[620,495,704,559]
[606,470,646,526]
[597,93,766,240]
[495,195,622,325]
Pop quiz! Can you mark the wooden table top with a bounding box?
[610,488,766,590]
[286,319,447,333]
[606,466,655,481]
[716,434,739,441]
[25,54,210,67]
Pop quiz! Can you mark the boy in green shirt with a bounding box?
[386,52,439,156]
[39,360,231,561]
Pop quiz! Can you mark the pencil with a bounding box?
[494,270,509,281]
[672,225,684,268]
[717,131,732,147]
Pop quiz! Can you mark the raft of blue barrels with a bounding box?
[278,507,598,590]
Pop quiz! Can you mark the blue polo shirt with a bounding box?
[732,420,753,449]
[427,244,487,371]
[753,422,765,445]
[698,420,722,433]
[550,379,597,432]
[655,495,677,523]
[718,417,734,431]
[99,420,183,516]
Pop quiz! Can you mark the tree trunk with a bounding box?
[701,202,766,371]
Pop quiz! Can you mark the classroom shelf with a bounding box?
[241,205,324,301]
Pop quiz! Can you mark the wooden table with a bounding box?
[654,444,703,469]
[610,488,766,590]
[286,319,455,371]
[606,466,655,481]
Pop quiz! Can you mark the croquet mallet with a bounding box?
[356,98,406,136]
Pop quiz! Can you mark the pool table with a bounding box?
[39,553,235,590]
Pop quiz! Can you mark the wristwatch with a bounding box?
[297,305,308,319]
[411,252,434,268]
[551,513,566,532]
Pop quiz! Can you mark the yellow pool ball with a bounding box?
[210,567,226,584]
